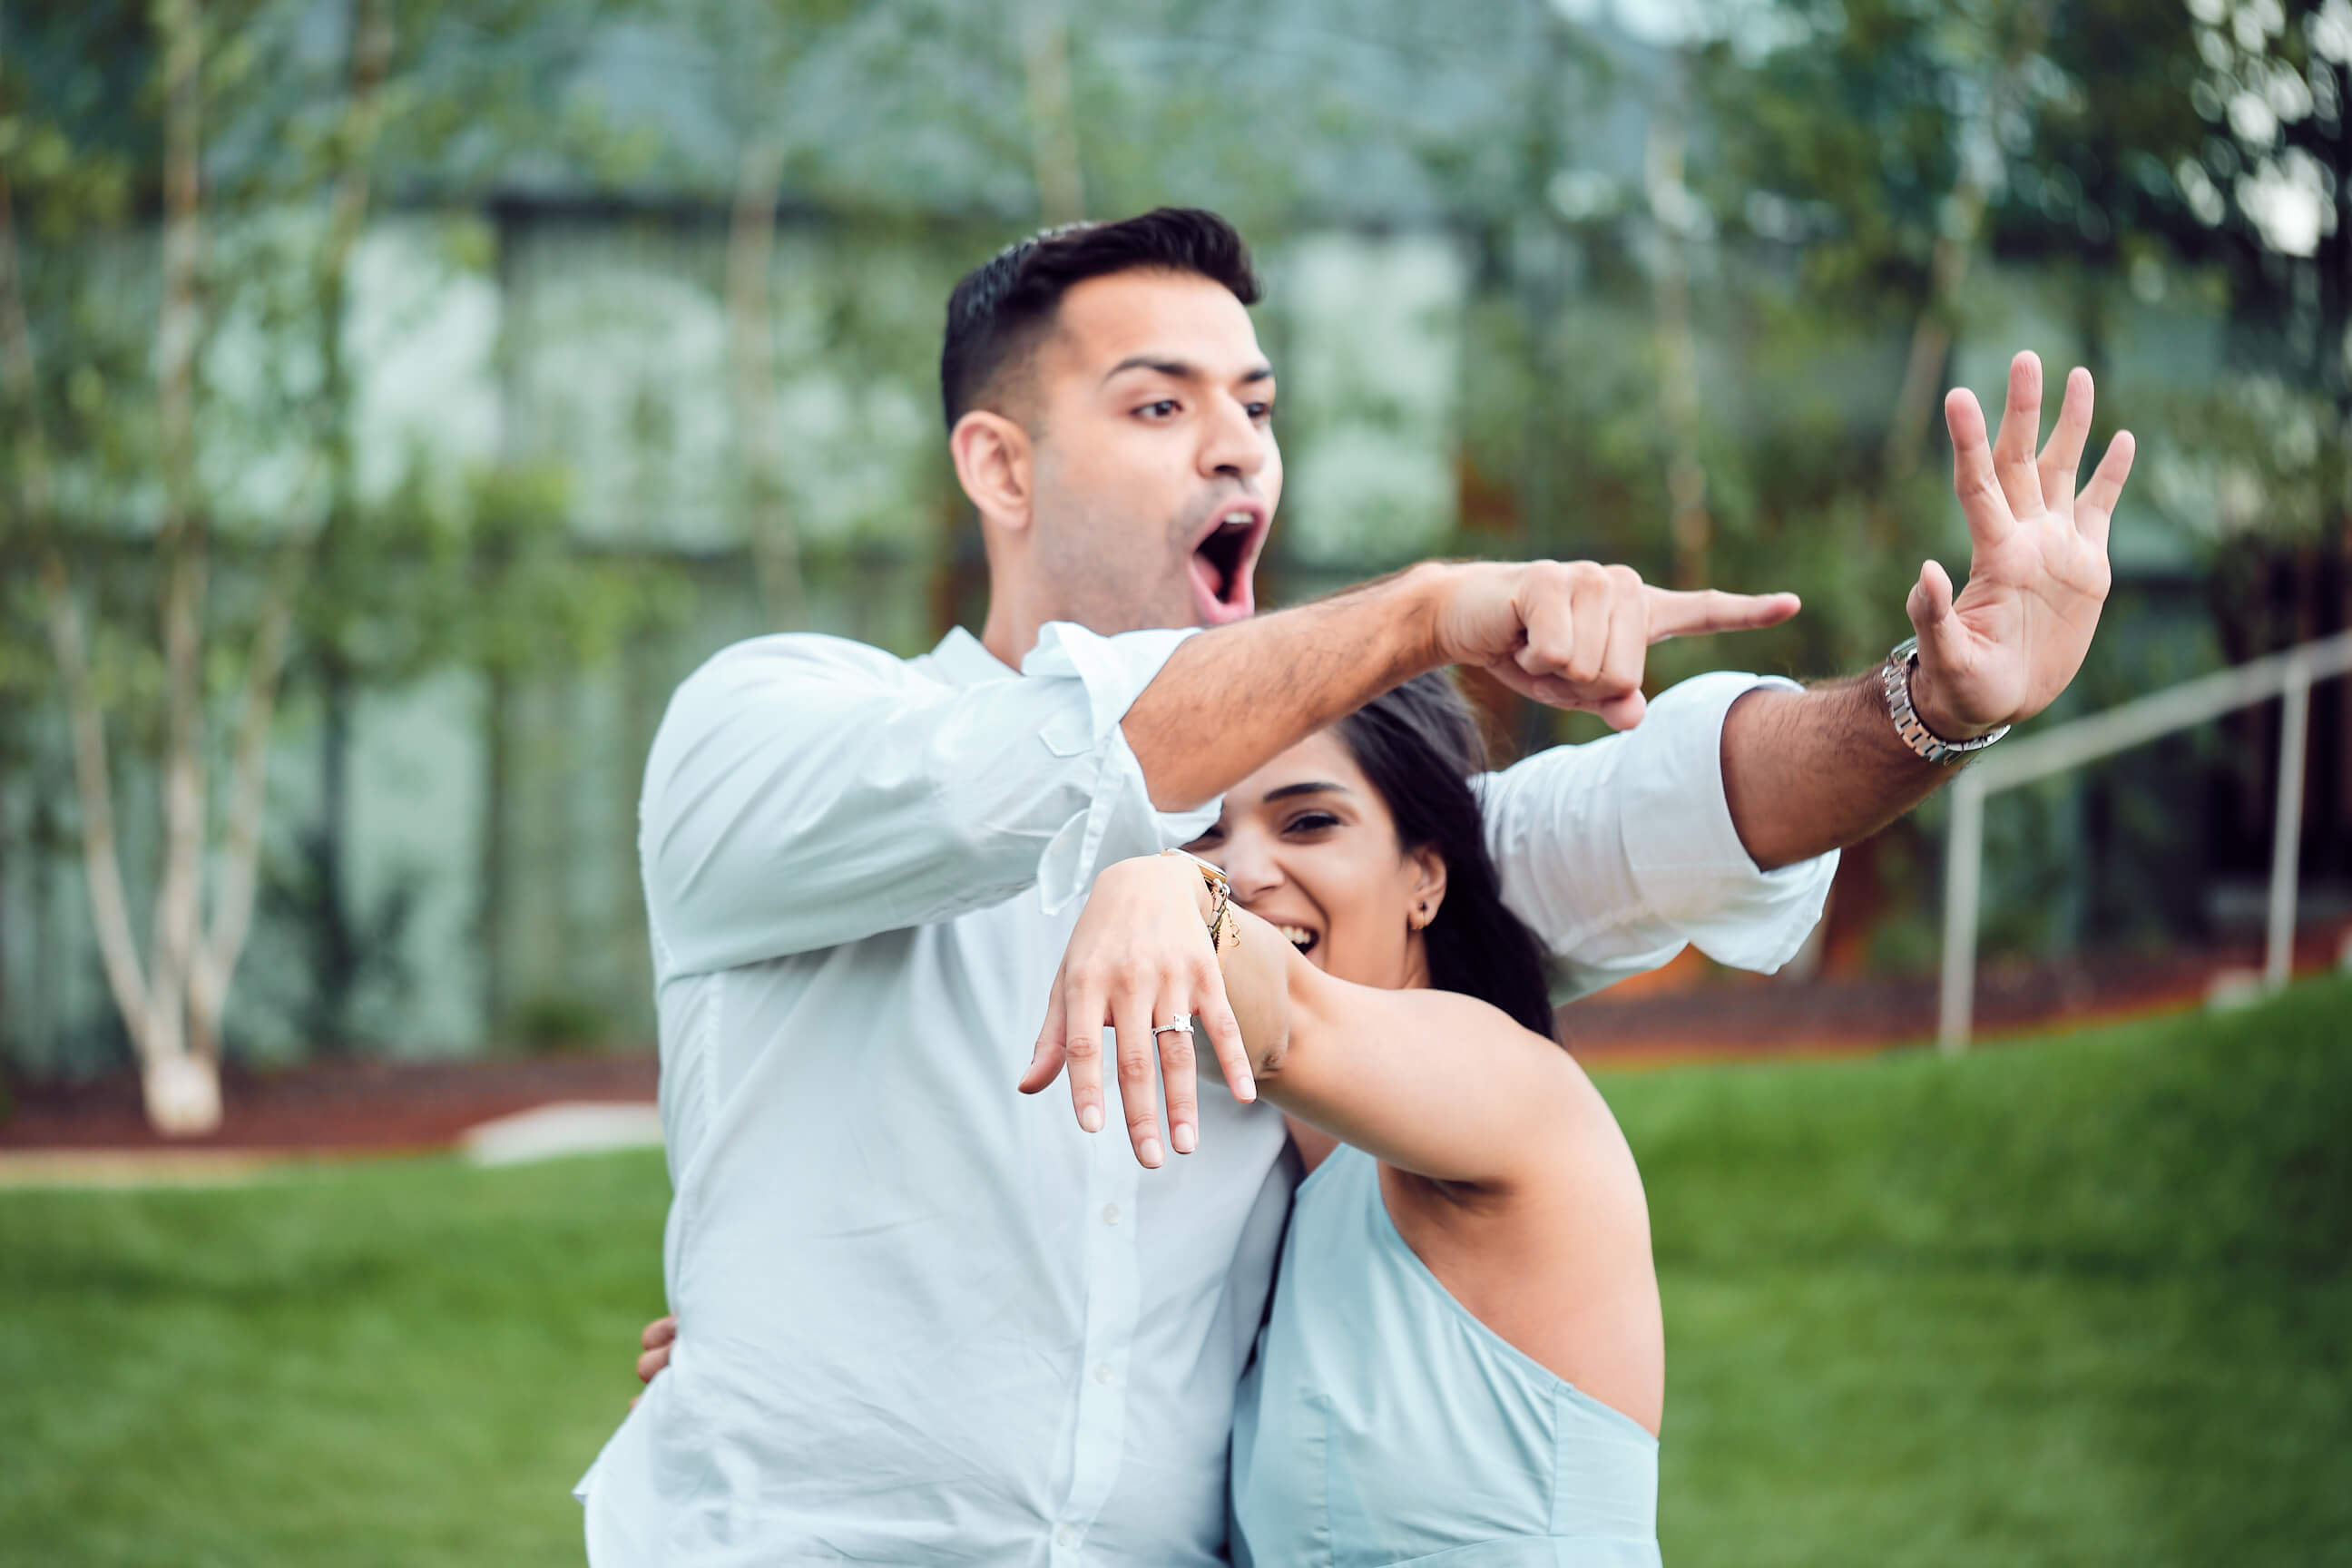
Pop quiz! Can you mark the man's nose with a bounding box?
[1200,396,1266,481]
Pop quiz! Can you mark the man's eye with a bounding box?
[1138,399,1180,419]
[1248,402,1275,422]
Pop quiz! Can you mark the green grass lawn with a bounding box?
[4,977,2347,1567]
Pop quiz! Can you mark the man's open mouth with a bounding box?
[1190,500,1267,623]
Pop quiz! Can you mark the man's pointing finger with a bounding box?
[1642,587,1802,643]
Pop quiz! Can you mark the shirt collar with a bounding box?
[921,625,1019,687]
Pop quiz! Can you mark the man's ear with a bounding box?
[949,409,1035,533]
[1408,847,1449,923]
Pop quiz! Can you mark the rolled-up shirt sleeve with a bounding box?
[1481,671,1838,1003]
[640,622,1219,978]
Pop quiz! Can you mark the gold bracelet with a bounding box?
[1160,848,1234,955]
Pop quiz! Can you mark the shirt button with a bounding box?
[1093,1360,1117,1387]
[1054,1523,1080,1549]
[1100,1202,1122,1226]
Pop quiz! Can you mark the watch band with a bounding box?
[1882,635,2009,766]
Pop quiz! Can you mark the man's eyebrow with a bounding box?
[1261,780,1348,804]
[1102,355,1194,384]
[1102,355,1278,387]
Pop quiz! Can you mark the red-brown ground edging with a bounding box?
[0,1054,658,1154]
[6,927,2346,1152]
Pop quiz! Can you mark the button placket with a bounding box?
[1058,1121,1143,1550]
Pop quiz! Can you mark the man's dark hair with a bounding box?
[939,207,1261,431]
[1335,673,1562,1044]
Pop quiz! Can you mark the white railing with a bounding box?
[1938,628,2352,1053]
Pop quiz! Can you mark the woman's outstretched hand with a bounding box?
[1019,854,1255,1169]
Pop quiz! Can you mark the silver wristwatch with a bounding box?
[1881,636,2008,766]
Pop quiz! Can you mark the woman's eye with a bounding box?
[1283,812,1338,835]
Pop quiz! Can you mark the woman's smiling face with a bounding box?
[1183,729,1446,993]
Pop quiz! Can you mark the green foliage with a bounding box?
[309,457,685,688]
[510,992,615,1056]
[2146,372,2351,553]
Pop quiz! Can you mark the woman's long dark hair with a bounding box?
[1332,672,1560,1042]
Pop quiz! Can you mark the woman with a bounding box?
[1024,671,1663,1565]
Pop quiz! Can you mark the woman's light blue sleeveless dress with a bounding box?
[1230,1144,1662,1567]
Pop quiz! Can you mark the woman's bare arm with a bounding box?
[1227,905,1595,1191]
[1024,853,1590,1189]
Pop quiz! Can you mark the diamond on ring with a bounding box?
[1152,1016,1193,1036]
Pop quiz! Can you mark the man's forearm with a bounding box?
[1126,564,1447,810]
[1720,674,1949,870]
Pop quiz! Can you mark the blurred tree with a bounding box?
[2168,0,2352,406]
[1642,0,2213,967]
[0,0,666,1122]
[0,0,377,1132]
[1688,0,2200,639]
[1676,0,2352,965]
[2137,0,2352,637]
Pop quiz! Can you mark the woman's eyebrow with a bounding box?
[1260,781,1348,804]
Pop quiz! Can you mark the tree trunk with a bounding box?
[1880,197,1981,491]
[313,654,358,1049]
[1881,1,2052,492]
[189,586,288,1062]
[727,136,807,627]
[37,558,158,1075]
[4,0,390,1133]
[135,0,220,1134]
[1645,59,1712,589]
[1019,0,1085,225]
[206,0,391,1062]
[0,118,152,1041]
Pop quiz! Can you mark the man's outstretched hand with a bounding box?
[1430,561,1801,729]
[1908,352,2136,740]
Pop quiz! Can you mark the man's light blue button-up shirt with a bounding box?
[578,622,1834,1566]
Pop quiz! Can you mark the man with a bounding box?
[583,208,2132,1564]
